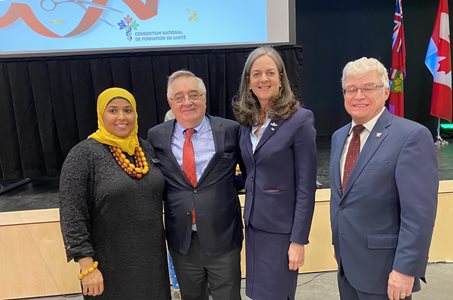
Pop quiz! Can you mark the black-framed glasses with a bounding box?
[343,83,384,97]
[171,92,204,103]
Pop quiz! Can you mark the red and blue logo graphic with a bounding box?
[118,15,139,41]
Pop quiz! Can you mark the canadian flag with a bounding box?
[425,0,452,122]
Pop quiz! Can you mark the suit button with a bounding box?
[193,189,198,193]
[186,211,191,216]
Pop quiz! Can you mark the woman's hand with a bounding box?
[288,242,305,271]
[79,257,104,296]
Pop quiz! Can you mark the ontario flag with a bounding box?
[425,0,452,122]
[389,0,406,117]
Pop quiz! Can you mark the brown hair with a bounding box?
[232,47,299,126]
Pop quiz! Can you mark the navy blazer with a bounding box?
[330,109,438,294]
[148,115,243,256]
[240,107,317,244]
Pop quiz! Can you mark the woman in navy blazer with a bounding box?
[232,47,317,299]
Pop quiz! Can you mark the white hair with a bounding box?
[166,70,206,98]
[164,109,175,122]
[341,57,389,88]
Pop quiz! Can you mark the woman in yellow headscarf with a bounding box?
[59,87,171,299]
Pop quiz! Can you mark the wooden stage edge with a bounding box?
[1,180,452,299]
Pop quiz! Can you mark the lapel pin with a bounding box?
[376,132,382,138]
[270,122,277,131]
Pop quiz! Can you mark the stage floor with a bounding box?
[1,137,452,212]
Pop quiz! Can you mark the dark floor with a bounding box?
[1,137,452,212]
[315,137,453,188]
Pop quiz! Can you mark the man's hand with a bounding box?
[387,269,414,300]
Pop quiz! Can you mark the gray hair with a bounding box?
[164,109,175,122]
[341,57,389,89]
[232,46,299,126]
[167,70,207,98]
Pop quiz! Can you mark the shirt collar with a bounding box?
[349,107,385,134]
[174,115,208,136]
[251,116,271,132]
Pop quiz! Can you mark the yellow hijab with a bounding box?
[88,87,139,155]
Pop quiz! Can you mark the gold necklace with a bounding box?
[109,146,149,179]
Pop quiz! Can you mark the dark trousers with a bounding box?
[170,232,241,300]
[337,263,412,300]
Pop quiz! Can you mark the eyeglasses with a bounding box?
[343,83,384,97]
[171,92,204,103]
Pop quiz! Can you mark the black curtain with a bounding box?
[0,46,303,180]
[2,0,451,180]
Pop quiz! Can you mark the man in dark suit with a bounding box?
[330,57,438,300]
[148,70,243,300]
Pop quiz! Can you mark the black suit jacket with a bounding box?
[147,115,243,256]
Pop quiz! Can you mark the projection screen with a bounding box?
[0,0,296,57]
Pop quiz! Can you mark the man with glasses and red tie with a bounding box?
[148,70,243,300]
[329,57,438,300]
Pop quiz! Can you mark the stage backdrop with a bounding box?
[1,0,451,181]
[0,46,304,180]
[296,0,450,136]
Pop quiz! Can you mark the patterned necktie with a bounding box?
[182,128,197,224]
[342,124,365,190]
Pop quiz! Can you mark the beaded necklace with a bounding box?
[109,146,149,179]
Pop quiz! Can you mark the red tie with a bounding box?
[343,125,365,190]
[183,128,197,224]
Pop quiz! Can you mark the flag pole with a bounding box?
[435,117,449,146]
